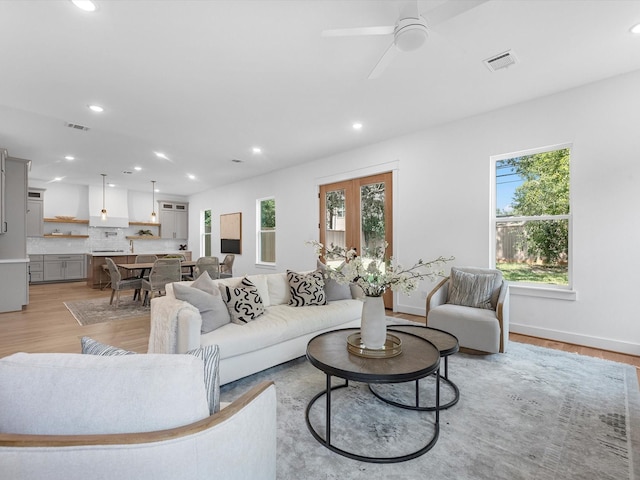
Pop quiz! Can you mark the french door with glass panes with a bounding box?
[319,172,393,308]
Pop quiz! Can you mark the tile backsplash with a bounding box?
[27,227,183,255]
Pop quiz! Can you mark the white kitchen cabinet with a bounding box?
[43,254,86,282]
[27,188,45,237]
[159,201,188,239]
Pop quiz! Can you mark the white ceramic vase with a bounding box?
[360,295,387,349]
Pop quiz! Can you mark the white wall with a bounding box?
[193,69,640,355]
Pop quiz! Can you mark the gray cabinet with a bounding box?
[159,202,188,239]
[0,155,29,312]
[27,188,45,237]
[0,148,5,234]
[29,255,44,283]
[43,254,86,282]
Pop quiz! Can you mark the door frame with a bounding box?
[316,163,398,309]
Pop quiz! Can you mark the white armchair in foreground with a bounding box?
[0,352,277,480]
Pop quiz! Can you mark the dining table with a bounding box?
[116,260,198,280]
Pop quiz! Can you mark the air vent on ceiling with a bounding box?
[65,122,90,131]
[483,50,518,72]
[231,159,243,163]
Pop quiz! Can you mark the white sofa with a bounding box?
[148,271,364,385]
[0,352,277,480]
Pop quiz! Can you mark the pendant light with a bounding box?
[150,180,157,223]
[100,173,107,221]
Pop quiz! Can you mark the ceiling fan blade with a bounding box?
[322,25,395,37]
[397,0,420,20]
[368,42,398,80]
[425,0,489,27]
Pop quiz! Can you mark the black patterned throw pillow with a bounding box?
[220,277,265,324]
[287,269,327,307]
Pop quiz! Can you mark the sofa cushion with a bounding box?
[287,269,327,306]
[174,282,231,333]
[200,299,363,359]
[447,267,497,310]
[317,260,352,301]
[220,277,265,324]
[246,274,271,307]
[266,272,291,306]
[0,353,210,435]
[81,337,221,414]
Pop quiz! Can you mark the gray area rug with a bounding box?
[221,332,640,479]
[64,296,148,326]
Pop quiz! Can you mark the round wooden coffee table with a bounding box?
[305,328,441,463]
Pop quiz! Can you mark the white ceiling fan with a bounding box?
[322,0,488,79]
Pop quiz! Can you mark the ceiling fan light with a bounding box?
[394,24,428,52]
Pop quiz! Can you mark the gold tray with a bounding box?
[346,332,402,358]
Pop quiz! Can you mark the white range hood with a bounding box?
[88,185,129,228]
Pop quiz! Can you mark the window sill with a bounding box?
[508,283,576,301]
[255,263,277,271]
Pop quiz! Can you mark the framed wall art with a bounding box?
[220,212,241,254]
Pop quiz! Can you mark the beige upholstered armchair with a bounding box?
[426,266,509,353]
[0,351,277,480]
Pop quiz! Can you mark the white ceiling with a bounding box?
[1,0,639,196]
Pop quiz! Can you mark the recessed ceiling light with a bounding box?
[252,147,262,154]
[134,166,142,171]
[107,183,115,188]
[53,177,63,182]
[64,155,75,161]
[187,174,196,180]
[71,0,97,12]
[154,152,169,160]
[631,23,640,34]
[352,122,363,130]
[88,104,104,113]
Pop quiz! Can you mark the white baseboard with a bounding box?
[395,304,425,317]
[395,303,640,357]
[511,323,640,357]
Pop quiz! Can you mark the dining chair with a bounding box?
[135,254,158,280]
[104,258,142,308]
[220,254,235,277]
[141,258,182,306]
[194,256,220,279]
[135,254,158,263]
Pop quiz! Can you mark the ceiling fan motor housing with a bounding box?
[394,17,428,51]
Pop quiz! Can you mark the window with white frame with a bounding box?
[492,144,571,287]
[202,209,212,257]
[257,197,275,264]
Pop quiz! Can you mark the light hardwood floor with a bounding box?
[1,282,639,383]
